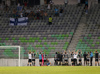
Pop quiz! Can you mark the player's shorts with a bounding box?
[44,58,46,62]
[60,59,63,62]
[84,58,87,61]
[64,58,68,61]
[79,58,81,62]
[39,59,42,62]
[87,58,89,61]
[95,58,98,62]
[54,58,57,61]
[74,59,77,62]
[57,58,60,61]
[28,59,32,63]
[71,58,74,62]
[32,59,35,61]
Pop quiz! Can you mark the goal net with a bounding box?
[0,46,24,67]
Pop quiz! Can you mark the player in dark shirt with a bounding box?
[32,51,36,66]
[57,52,61,65]
[60,53,63,65]
[94,50,99,66]
[59,8,63,17]
[69,50,74,66]
[78,51,82,66]
[54,52,58,65]
[83,52,87,66]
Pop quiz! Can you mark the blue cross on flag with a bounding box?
[10,17,28,26]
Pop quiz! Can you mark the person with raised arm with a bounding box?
[73,50,79,66]
[64,51,69,65]
[31,51,37,66]
[78,50,82,66]
[69,50,74,66]
[27,51,32,66]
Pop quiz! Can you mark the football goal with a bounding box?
[0,46,24,67]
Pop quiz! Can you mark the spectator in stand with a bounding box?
[37,8,41,13]
[20,10,24,18]
[44,11,48,20]
[25,8,31,16]
[59,7,64,17]
[48,16,52,25]
[40,10,44,20]
[23,1,28,9]
[5,4,9,11]
[64,0,68,7]
[28,11,35,19]
[85,0,88,7]
[17,3,20,11]
[0,3,4,10]
[13,9,17,18]
[41,6,44,11]
[85,6,88,14]
[36,8,41,19]
[77,0,81,6]
[50,0,54,9]
[55,7,59,16]
[47,3,51,10]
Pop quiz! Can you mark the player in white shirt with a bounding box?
[27,51,32,66]
[73,50,79,66]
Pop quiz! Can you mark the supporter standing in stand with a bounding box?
[59,7,64,17]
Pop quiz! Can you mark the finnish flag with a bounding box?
[10,17,28,26]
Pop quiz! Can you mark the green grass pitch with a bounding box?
[0,66,100,74]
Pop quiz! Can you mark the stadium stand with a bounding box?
[0,4,84,58]
[75,4,100,55]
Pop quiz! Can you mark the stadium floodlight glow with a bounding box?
[0,46,21,67]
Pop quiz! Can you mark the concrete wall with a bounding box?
[40,0,44,5]
[0,58,99,66]
[52,0,78,5]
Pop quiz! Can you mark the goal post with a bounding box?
[0,46,21,67]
